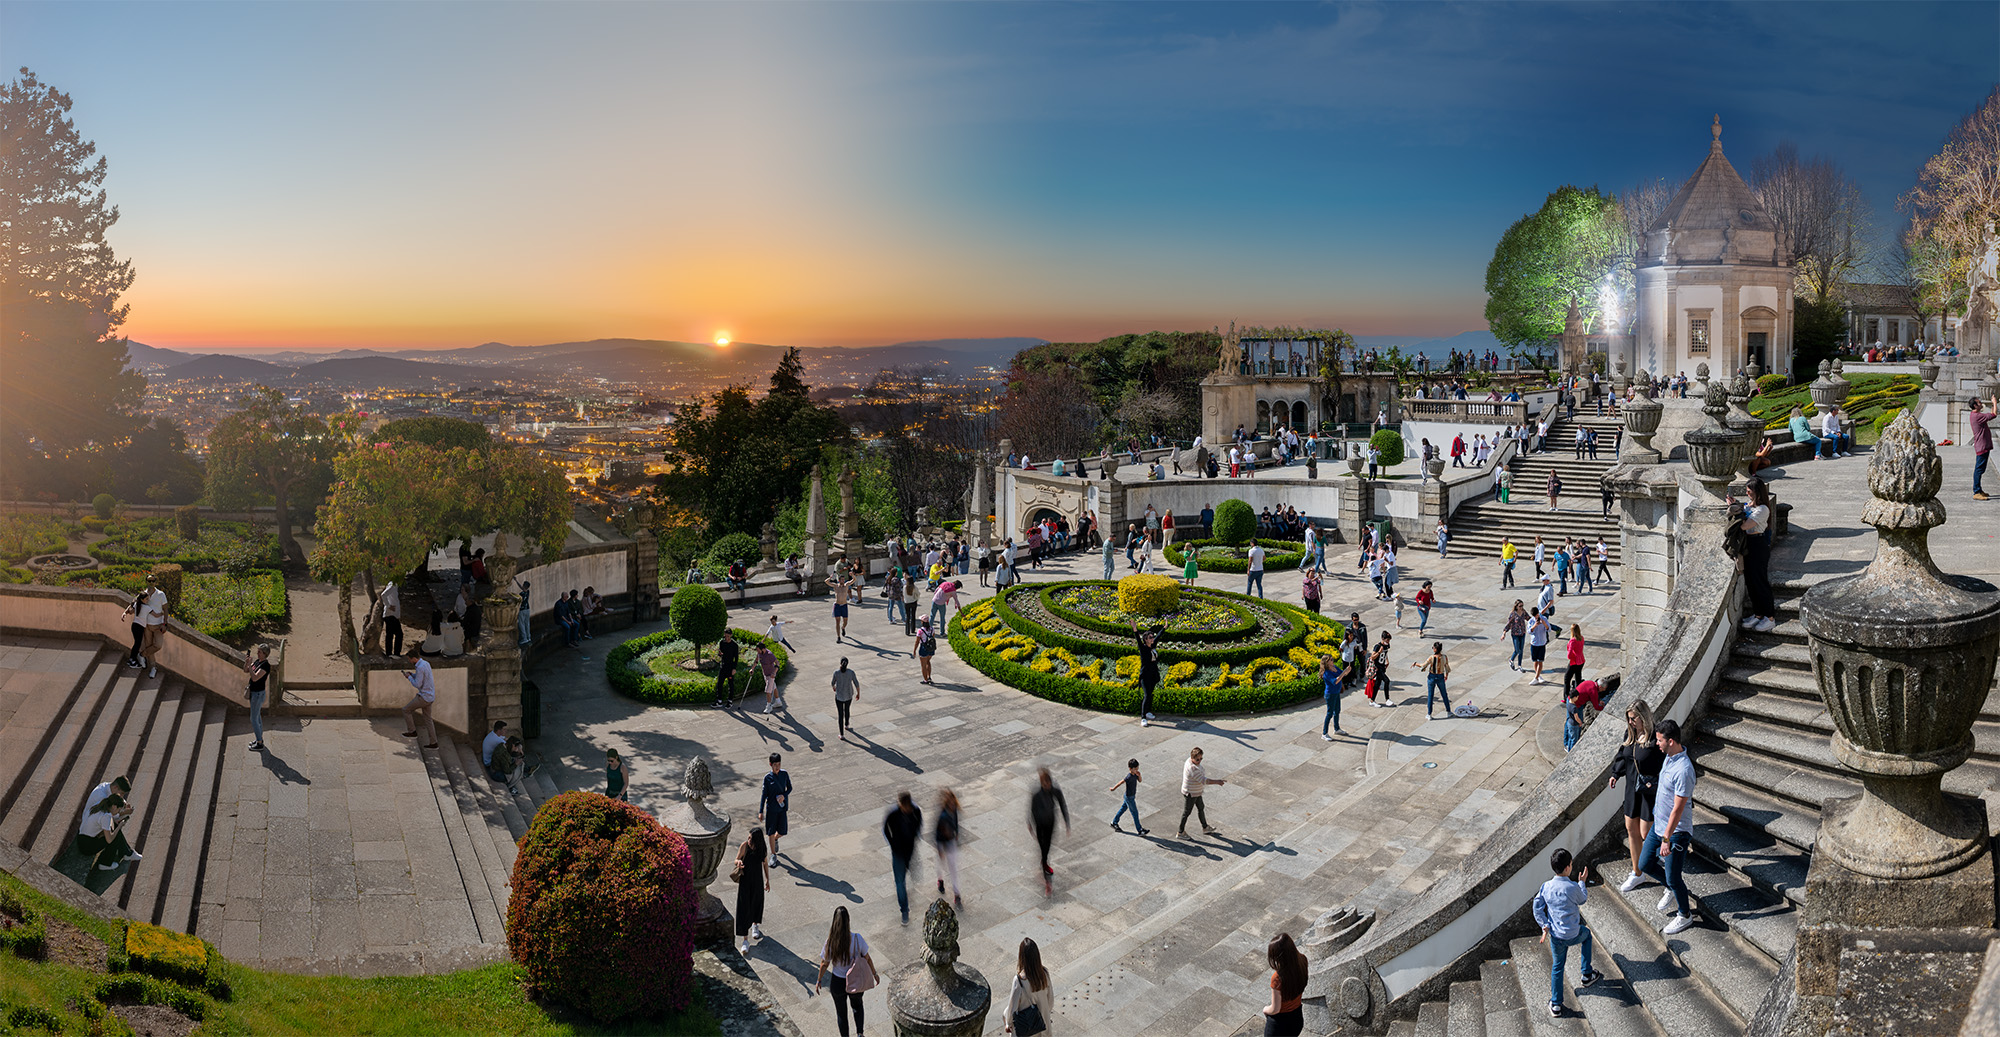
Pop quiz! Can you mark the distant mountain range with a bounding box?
[126,336,1047,386]
[1351,330,1504,358]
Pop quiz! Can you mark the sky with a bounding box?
[4,2,1995,352]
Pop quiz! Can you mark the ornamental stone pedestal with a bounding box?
[660,757,734,943]
[1725,372,1765,478]
[480,551,524,734]
[1754,411,2000,1037]
[888,899,992,1037]
[1682,381,1741,502]
[1619,394,1664,465]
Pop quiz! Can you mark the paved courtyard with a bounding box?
[528,529,1623,1036]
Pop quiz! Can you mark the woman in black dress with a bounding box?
[734,826,770,954]
[1608,700,1663,890]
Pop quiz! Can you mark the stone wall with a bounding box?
[0,583,266,708]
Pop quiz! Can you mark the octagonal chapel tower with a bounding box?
[1633,116,1796,382]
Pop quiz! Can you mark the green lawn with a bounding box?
[0,870,721,1036]
[1748,374,1919,445]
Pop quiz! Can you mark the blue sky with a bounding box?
[3,1,1993,350]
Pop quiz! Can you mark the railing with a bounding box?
[0,583,267,709]
[1235,360,1320,378]
[1398,399,1530,424]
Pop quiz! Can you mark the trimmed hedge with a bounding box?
[1211,499,1255,545]
[508,791,697,1022]
[606,628,791,706]
[999,584,1307,666]
[948,601,1341,715]
[0,887,47,960]
[1035,582,1258,642]
[1116,574,1180,615]
[1369,428,1406,467]
[95,973,211,1021]
[1163,538,1307,574]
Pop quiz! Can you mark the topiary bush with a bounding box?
[149,563,184,617]
[507,792,697,1023]
[667,584,727,665]
[174,505,201,541]
[1755,373,1787,395]
[1117,574,1181,616]
[1369,429,1406,467]
[703,532,762,573]
[92,494,118,520]
[1211,499,1255,545]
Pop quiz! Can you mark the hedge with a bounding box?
[948,604,1339,715]
[1163,538,1308,574]
[1034,581,1258,642]
[1211,499,1255,545]
[605,628,791,706]
[1116,574,1180,615]
[0,887,47,960]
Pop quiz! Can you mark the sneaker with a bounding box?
[1657,889,1676,913]
[1202,824,1216,833]
[1619,873,1643,893]
[1740,616,1760,630]
[1112,822,1123,831]
[1140,719,1149,727]
[1977,492,1993,501]
[247,741,264,752]
[147,667,158,678]
[1144,712,1156,720]
[1663,914,1696,935]
[1755,617,1778,632]
[739,940,750,952]
[1549,1002,1563,1018]
[1323,734,1334,741]
[1581,970,1602,987]
[126,658,142,669]
[751,924,763,939]
[123,851,143,862]
[98,862,121,871]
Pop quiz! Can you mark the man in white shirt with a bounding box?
[85,776,130,816]
[1245,540,1267,598]
[137,575,168,678]
[1177,746,1226,837]
[401,643,438,748]
[1820,407,1851,457]
[1299,525,1318,572]
[375,581,403,655]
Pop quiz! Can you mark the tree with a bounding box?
[661,350,850,538]
[205,387,340,564]
[1902,88,2000,329]
[1369,429,1406,467]
[667,584,727,666]
[1,68,146,499]
[1884,222,1958,345]
[111,418,204,505]
[375,416,491,450]
[996,368,1100,460]
[1751,143,1870,304]
[1484,186,1628,350]
[1793,297,1848,373]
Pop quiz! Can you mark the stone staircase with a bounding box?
[414,730,563,941]
[1445,414,1626,565]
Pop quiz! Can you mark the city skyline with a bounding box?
[4,1,1993,352]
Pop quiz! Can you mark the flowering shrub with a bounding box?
[1116,574,1181,616]
[507,792,697,1022]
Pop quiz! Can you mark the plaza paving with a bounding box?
[527,534,1623,1036]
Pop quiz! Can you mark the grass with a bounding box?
[0,869,721,1036]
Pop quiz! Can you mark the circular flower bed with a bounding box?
[1163,538,1309,574]
[950,581,1345,715]
[606,628,790,705]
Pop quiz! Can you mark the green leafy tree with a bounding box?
[1793,297,1848,372]
[206,387,340,564]
[1,68,146,499]
[661,349,849,538]
[667,583,727,666]
[374,416,491,450]
[1369,429,1406,467]
[1484,185,1628,350]
[1211,499,1255,545]
[773,449,897,558]
[112,417,204,505]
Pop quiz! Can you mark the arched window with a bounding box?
[1256,400,1271,434]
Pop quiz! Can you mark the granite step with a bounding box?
[1694,772,1819,860]
[1687,803,1810,908]
[120,688,207,924]
[0,655,124,847]
[1389,1020,1419,1037]
[1481,958,1531,1037]
[437,737,517,905]
[0,642,106,811]
[1417,999,1449,1037]
[20,667,143,861]
[1727,637,1810,669]
[1513,926,1662,1037]
[1506,936,1590,1037]
[1698,713,2000,797]
[417,739,506,945]
[1574,862,1751,1037]
[1590,858,1783,1024]
[155,701,226,931]
[1446,979,1486,1037]
[1687,742,1856,820]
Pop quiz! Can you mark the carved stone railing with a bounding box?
[1398,399,1530,425]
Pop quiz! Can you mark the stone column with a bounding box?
[1722,283,1742,373]
[1758,411,2000,1037]
[659,757,734,943]
[967,462,989,546]
[802,465,828,582]
[480,552,524,734]
[1337,472,1374,546]
[632,529,660,622]
[887,899,992,1037]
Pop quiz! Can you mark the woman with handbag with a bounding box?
[1263,932,1309,1035]
[733,827,770,954]
[813,906,876,1037]
[1608,700,1664,891]
[1003,936,1055,1035]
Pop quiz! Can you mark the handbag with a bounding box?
[729,855,745,884]
[843,950,878,993]
[1012,1001,1047,1036]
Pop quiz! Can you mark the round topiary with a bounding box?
[1369,429,1406,467]
[1116,574,1181,616]
[92,493,118,520]
[1211,499,1255,545]
[667,583,727,664]
[704,532,762,571]
[507,792,697,1022]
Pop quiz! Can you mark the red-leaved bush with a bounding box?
[506,792,697,1021]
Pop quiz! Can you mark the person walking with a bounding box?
[832,658,861,740]
[1245,539,1266,598]
[1414,642,1452,719]
[1320,654,1348,740]
[1527,608,1553,686]
[1503,600,1529,672]
[1534,847,1602,1018]
[934,788,964,906]
[1972,395,1996,500]
[1029,768,1071,896]
[1739,477,1778,632]
[1553,542,1571,597]
[756,642,783,712]
[813,907,877,1037]
[714,630,741,709]
[1563,624,1586,696]
[1434,521,1448,559]
[883,791,923,924]
[1263,933,1310,1036]
[1101,532,1117,580]
[1365,633,1394,707]
[1576,541,1596,594]
[759,753,792,860]
[121,587,147,670]
[914,621,937,685]
[375,581,403,656]
[1500,537,1517,589]
[606,749,628,801]
[1178,747,1224,837]
[1005,938,1056,1036]
[834,576,856,641]
[1611,701,1663,890]
[733,827,770,953]
[400,643,438,748]
[136,573,168,678]
[1594,537,1612,584]
[885,567,905,626]
[1532,535,1547,579]
[1109,758,1148,835]
[1412,581,1435,635]
[1537,573,1557,620]
[1133,624,1162,726]
[243,643,272,752]
[1546,470,1562,512]
[1300,569,1323,615]
[1634,719,1698,936]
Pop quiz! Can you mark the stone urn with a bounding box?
[1695,361,1711,396]
[1919,359,1940,391]
[481,552,522,650]
[1830,358,1852,406]
[658,757,734,941]
[1620,395,1664,463]
[1981,358,2000,403]
[1682,381,1741,500]
[1347,453,1365,476]
[1724,373,1765,475]
[888,899,992,1037]
[1611,355,1631,396]
[1802,411,2000,879]
[1424,458,1446,481]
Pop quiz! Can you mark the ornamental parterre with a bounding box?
[948,580,1345,715]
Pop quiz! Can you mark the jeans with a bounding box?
[892,851,912,918]
[1316,546,1326,571]
[1549,928,1594,1006]
[1639,829,1692,916]
[249,690,266,743]
[1416,606,1430,634]
[1564,715,1582,750]
[1977,451,1990,495]
[830,973,865,1037]
[1103,556,1115,579]
[1578,565,1594,593]
[1557,569,1569,595]
[1323,694,1341,736]
[929,601,947,631]
[1246,571,1264,597]
[1426,674,1451,714]
[1511,634,1525,669]
[1179,794,1209,831]
[1112,794,1141,829]
[886,597,902,623]
[836,698,853,736]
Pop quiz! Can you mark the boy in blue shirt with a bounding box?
[1534,846,1602,1017]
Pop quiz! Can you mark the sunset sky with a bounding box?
[4,2,1993,351]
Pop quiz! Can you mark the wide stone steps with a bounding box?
[414,733,563,946]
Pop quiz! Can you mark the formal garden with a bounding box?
[604,584,792,705]
[1747,372,1920,444]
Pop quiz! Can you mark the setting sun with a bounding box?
[714,333,731,346]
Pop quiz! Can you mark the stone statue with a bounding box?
[915,505,932,530]
[1966,219,2000,354]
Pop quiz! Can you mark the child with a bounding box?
[1109,758,1146,835]
[1533,847,1602,1017]
[1563,686,1586,751]
[1393,595,1406,630]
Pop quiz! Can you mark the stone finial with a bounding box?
[1819,359,1833,379]
[684,756,714,802]
[1747,358,1762,381]
[889,898,992,1036]
[1712,113,1722,143]
[923,898,960,968]
[1701,377,1729,424]
[1803,408,2000,879]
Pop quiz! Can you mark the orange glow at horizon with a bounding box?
[714,333,731,346]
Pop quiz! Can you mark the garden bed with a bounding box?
[1161,538,1307,574]
[606,629,792,706]
[88,518,280,573]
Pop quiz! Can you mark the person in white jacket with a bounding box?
[1003,937,1057,1035]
